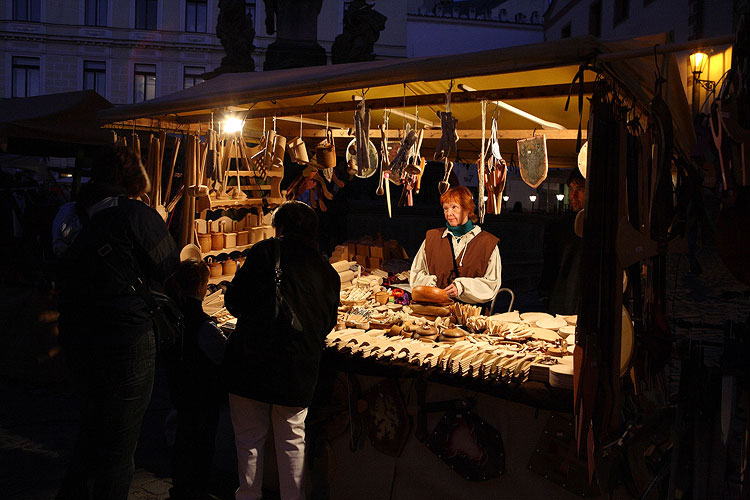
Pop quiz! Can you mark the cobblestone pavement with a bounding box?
[0,369,238,500]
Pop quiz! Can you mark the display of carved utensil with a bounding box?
[405,128,424,175]
[485,161,507,214]
[376,123,388,196]
[438,160,453,194]
[388,125,418,184]
[434,110,459,161]
[354,99,371,177]
[517,135,548,189]
[484,116,506,214]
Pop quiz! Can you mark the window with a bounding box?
[83,61,106,95]
[588,1,601,36]
[183,66,204,89]
[245,1,256,20]
[135,0,157,29]
[614,0,629,26]
[186,0,207,33]
[134,64,156,102]
[561,22,571,38]
[13,0,40,21]
[12,56,40,97]
[85,0,107,26]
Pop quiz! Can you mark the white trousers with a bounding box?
[229,393,308,500]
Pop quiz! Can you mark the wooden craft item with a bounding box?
[411,285,451,305]
[206,257,222,278]
[236,230,249,246]
[316,129,336,168]
[433,110,459,161]
[272,134,286,169]
[222,259,237,276]
[224,231,237,249]
[197,233,211,253]
[210,231,224,251]
[287,136,308,164]
[263,130,276,168]
[517,135,548,188]
[439,160,453,194]
[354,100,371,176]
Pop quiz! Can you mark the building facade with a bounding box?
[1,0,226,104]
[1,0,549,103]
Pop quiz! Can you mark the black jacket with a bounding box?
[222,235,340,407]
[55,185,178,345]
[167,297,225,410]
[538,212,582,316]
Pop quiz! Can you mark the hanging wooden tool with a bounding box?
[163,135,181,209]
[485,116,507,215]
[376,114,390,196]
[438,160,453,194]
[434,83,459,161]
[388,124,418,184]
[478,100,487,223]
[354,98,371,177]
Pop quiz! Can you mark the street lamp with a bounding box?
[556,193,564,214]
[502,194,509,211]
[529,194,537,213]
[689,51,715,116]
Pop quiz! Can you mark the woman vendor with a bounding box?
[410,186,502,306]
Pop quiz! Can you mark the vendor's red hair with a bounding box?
[440,186,478,223]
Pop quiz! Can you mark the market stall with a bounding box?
[97,33,734,498]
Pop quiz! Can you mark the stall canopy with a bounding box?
[1,90,115,157]
[98,35,698,167]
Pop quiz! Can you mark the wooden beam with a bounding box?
[298,128,586,140]
[174,82,594,124]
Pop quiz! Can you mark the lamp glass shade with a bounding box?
[556,193,565,201]
[529,195,537,202]
[502,195,510,202]
[690,51,708,75]
[224,117,243,133]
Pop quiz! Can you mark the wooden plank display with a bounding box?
[517,135,548,188]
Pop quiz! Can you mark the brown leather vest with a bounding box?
[424,228,499,288]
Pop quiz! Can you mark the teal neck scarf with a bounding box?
[446,219,474,237]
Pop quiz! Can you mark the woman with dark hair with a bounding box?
[410,186,502,306]
[222,201,340,500]
[52,144,178,500]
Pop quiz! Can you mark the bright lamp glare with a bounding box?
[224,117,243,133]
[529,195,537,202]
[690,51,708,75]
[556,193,565,201]
[502,195,509,202]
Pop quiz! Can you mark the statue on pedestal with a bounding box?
[331,0,387,64]
[263,0,327,70]
[213,0,255,75]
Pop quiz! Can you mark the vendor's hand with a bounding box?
[444,283,459,298]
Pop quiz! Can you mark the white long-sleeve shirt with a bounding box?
[409,226,502,304]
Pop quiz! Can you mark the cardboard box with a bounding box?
[355,254,368,267]
[368,256,381,269]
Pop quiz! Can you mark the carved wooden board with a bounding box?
[517,135,548,189]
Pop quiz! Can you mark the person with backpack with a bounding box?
[52,144,178,500]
